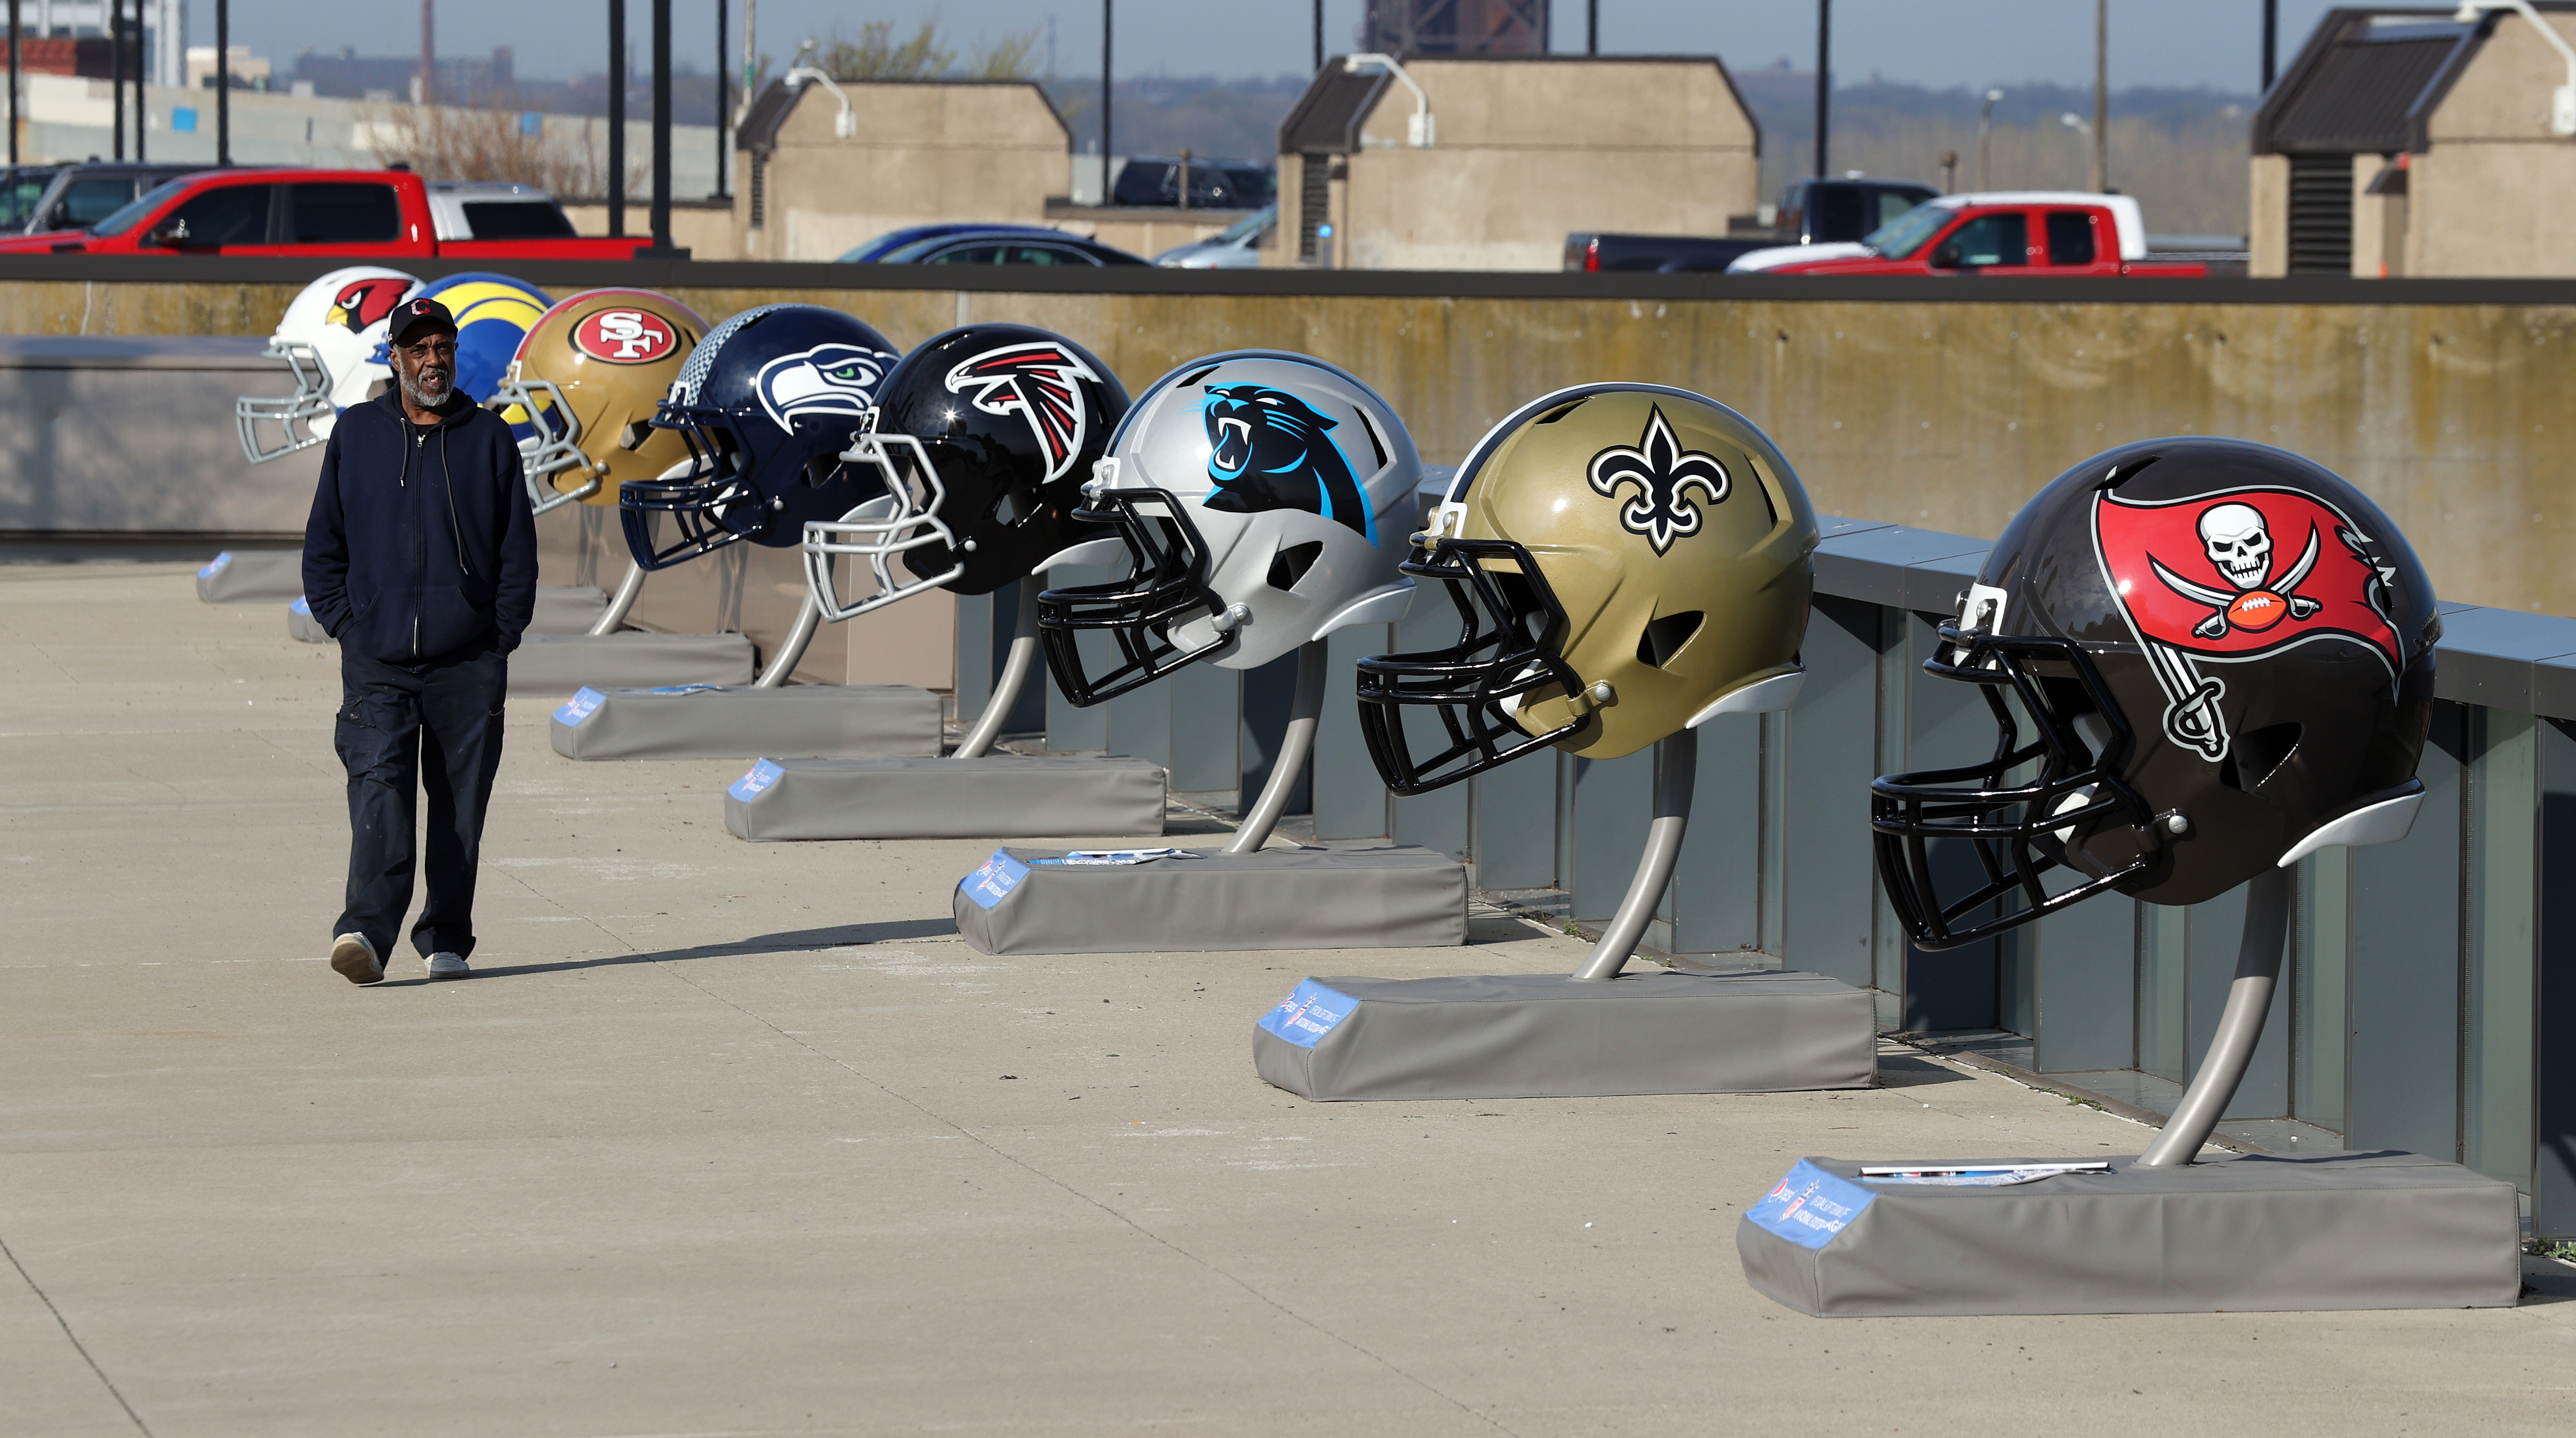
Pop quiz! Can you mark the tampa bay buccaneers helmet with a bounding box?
[620,304,901,571]
[1036,351,1422,706]
[1356,385,1819,795]
[235,265,420,463]
[489,289,709,515]
[802,324,1131,622]
[1872,438,2438,950]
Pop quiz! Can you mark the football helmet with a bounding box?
[488,289,709,515]
[801,324,1130,622]
[378,272,556,409]
[1355,385,1819,796]
[1036,351,1422,707]
[234,266,420,463]
[1872,438,2438,950]
[619,304,902,571]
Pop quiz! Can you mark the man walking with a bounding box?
[303,296,536,985]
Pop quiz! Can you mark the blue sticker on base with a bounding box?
[645,684,724,695]
[290,596,311,616]
[961,848,1031,910]
[199,552,232,578]
[1745,1161,1876,1249]
[729,759,784,802]
[554,687,607,726]
[1257,978,1359,1049]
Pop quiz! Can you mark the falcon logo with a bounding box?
[1587,405,1731,555]
[1200,384,1374,541]
[756,343,895,433]
[325,277,412,334]
[574,308,679,364]
[942,342,1101,483]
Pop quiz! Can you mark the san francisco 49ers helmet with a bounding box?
[620,304,901,571]
[488,289,709,515]
[1872,438,2438,950]
[1036,351,1422,706]
[1356,385,1819,795]
[802,324,1130,622]
[234,265,420,463]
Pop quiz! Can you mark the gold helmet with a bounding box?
[1357,384,1819,794]
[491,289,710,514]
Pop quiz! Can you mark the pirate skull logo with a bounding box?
[2199,503,2272,587]
[2153,500,2324,640]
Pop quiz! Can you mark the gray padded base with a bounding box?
[954,846,1468,956]
[550,684,942,761]
[197,549,302,603]
[1254,969,1877,1102]
[288,586,616,645]
[287,598,329,643]
[1738,1149,2522,1316]
[509,631,757,695]
[725,755,1166,841]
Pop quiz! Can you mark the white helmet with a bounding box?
[235,266,421,463]
[1036,350,1421,705]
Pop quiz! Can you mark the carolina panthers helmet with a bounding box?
[235,265,420,463]
[620,304,901,571]
[488,289,709,515]
[1036,351,1421,707]
[1356,385,1819,795]
[1872,438,2438,950]
[802,324,1130,622]
[379,272,555,409]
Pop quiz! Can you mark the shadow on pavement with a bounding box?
[461,918,961,981]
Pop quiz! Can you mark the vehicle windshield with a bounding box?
[89,176,192,237]
[1215,205,1277,244]
[1862,203,1953,259]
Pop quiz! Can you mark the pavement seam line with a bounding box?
[0,1232,154,1437]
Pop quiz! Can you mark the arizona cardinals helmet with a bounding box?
[234,266,420,463]
[802,324,1129,622]
[619,304,901,571]
[1356,385,1819,795]
[1872,438,2438,950]
[488,289,709,515]
[1037,351,1421,706]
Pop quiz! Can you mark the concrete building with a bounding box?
[2252,4,2576,277]
[732,74,1071,263]
[1271,54,1760,272]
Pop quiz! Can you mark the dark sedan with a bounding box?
[836,224,1148,267]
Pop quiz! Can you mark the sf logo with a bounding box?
[594,310,669,360]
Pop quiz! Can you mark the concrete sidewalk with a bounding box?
[3,558,2571,1437]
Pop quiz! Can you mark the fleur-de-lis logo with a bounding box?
[1586,405,1731,555]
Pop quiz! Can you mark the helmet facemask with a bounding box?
[492,373,599,514]
[234,340,337,463]
[800,427,968,623]
[1036,468,1236,707]
[619,403,777,570]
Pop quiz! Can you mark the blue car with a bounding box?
[836,224,1148,267]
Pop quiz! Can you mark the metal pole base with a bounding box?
[1571,728,1697,982]
[1224,639,1328,855]
[954,581,1041,759]
[753,593,824,688]
[2135,866,2294,1168]
[590,560,648,636]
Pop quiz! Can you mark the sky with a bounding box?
[199,2,2343,94]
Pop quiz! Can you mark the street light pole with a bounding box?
[714,0,726,198]
[650,0,673,255]
[1813,0,1830,178]
[1101,1,1113,193]
[1978,88,2002,191]
[216,0,231,165]
[2092,0,2108,192]
[1588,0,1599,55]
[608,0,625,238]
[2261,0,2278,90]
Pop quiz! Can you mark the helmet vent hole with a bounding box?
[1176,365,1221,388]
[1532,400,1585,425]
[2098,455,2161,489]
[1267,540,1324,592]
[2219,722,2301,792]
[1355,407,1389,469]
[1637,609,1705,669]
[989,487,1030,528]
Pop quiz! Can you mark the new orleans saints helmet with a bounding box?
[489,289,709,515]
[1356,384,1819,795]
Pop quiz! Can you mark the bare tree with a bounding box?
[361,96,648,202]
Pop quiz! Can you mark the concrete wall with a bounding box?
[559,201,742,260]
[1277,58,1759,272]
[2413,12,2576,278]
[738,81,1069,263]
[2248,154,2289,279]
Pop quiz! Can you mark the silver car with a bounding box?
[1152,205,1276,269]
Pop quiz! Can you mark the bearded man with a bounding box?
[301,296,537,985]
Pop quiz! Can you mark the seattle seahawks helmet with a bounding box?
[620,304,901,571]
[1036,351,1421,706]
[489,288,709,515]
[235,266,420,463]
[803,324,1130,622]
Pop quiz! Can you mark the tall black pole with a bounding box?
[650,0,672,253]
[2261,0,2278,90]
[1812,0,1829,177]
[7,0,18,168]
[714,0,727,197]
[216,0,231,164]
[1588,0,1599,55]
[1311,0,1321,72]
[111,0,125,161]
[608,0,625,238]
[133,0,143,160]
[1100,1,1112,190]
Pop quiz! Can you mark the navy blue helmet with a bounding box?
[618,303,901,570]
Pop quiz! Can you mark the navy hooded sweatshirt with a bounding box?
[302,389,537,666]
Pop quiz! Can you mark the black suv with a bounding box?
[1772,177,1939,245]
[0,162,209,235]
[1110,156,1276,210]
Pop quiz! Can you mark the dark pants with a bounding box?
[333,645,508,962]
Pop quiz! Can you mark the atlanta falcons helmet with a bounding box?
[1872,438,2438,950]
[1356,385,1819,795]
[802,324,1130,622]
[488,289,709,515]
[234,266,420,463]
[619,304,901,571]
[1036,351,1422,707]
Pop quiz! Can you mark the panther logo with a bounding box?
[756,343,895,433]
[325,277,412,334]
[1200,384,1373,541]
[944,342,1101,483]
[1587,404,1731,555]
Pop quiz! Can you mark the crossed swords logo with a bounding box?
[2150,502,2322,640]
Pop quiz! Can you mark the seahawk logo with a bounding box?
[756,343,895,433]
[943,342,1101,483]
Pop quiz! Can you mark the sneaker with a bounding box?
[330,933,384,985]
[425,952,469,981]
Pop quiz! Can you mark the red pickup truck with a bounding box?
[1726,192,2206,278]
[0,167,647,259]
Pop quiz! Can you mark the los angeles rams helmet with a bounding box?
[383,272,555,409]
[488,289,709,515]
[234,265,420,463]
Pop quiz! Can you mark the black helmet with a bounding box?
[1872,438,2438,950]
[617,303,901,571]
[800,324,1131,621]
